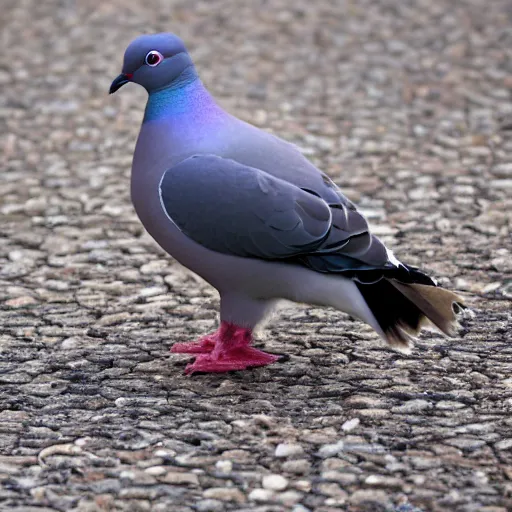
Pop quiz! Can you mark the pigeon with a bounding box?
[110,33,465,374]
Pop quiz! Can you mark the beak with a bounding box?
[109,73,132,94]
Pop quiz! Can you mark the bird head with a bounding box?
[109,33,195,94]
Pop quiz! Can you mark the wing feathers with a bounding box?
[160,155,333,259]
[160,154,391,270]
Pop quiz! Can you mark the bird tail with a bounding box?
[356,277,466,353]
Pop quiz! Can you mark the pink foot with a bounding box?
[171,322,282,374]
[185,346,280,375]
[170,334,216,354]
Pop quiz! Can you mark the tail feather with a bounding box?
[356,277,465,353]
[389,281,464,337]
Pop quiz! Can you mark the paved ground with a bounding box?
[1,0,512,510]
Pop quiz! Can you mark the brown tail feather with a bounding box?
[356,278,466,353]
[389,281,464,337]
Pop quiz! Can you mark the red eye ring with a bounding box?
[145,50,163,67]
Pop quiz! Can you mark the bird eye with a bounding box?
[145,50,163,67]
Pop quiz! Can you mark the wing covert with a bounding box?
[159,155,332,260]
[159,154,393,271]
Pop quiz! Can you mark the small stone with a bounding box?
[98,312,132,326]
[495,439,512,451]
[144,466,167,476]
[195,499,225,512]
[119,470,156,484]
[140,260,170,275]
[61,337,83,349]
[392,399,433,413]
[364,474,403,488]
[318,440,344,458]
[5,296,38,308]
[248,488,274,502]
[436,401,466,410]
[275,443,304,458]
[203,487,246,504]
[321,471,357,485]
[493,163,512,176]
[220,449,252,463]
[252,414,277,428]
[317,482,348,500]
[154,449,176,459]
[341,418,360,432]
[275,490,303,505]
[262,474,288,491]
[409,456,442,470]
[359,409,390,418]
[215,460,233,474]
[490,179,512,189]
[294,480,312,492]
[139,286,167,297]
[349,489,392,508]
[413,125,428,137]
[446,437,486,451]
[282,459,311,475]
[292,506,311,512]
[115,397,128,408]
[160,471,199,486]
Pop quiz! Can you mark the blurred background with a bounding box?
[3,0,511,287]
[1,1,512,511]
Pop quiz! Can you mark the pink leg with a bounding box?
[171,322,281,374]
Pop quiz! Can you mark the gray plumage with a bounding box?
[110,32,465,368]
[160,154,388,264]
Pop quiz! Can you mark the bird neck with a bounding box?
[144,71,220,123]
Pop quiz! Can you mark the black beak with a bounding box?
[109,73,132,94]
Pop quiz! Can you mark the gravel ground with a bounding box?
[1,0,512,511]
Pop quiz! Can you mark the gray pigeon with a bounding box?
[110,33,465,374]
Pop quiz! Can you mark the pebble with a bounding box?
[446,437,487,451]
[349,489,393,508]
[341,418,360,432]
[294,480,312,492]
[317,440,344,458]
[436,400,466,410]
[248,488,274,502]
[195,499,225,512]
[262,474,288,491]
[490,179,512,189]
[317,482,348,500]
[392,399,433,414]
[160,471,199,486]
[4,296,38,308]
[364,474,403,488]
[282,459,311,475]
[203,487,246,504]
[215,460,233,474]
[292,506,312,512]
[408,457,442,470]
[321,471,357,485]
[493,163,512,176]
[275,490,303,505]
[495,439,512,451]
[275,443,304,458]
[144,466,167,476]
[140,260,170,275]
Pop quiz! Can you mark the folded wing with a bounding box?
[159,154,390,268]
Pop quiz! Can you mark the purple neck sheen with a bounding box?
[143,70,220,124]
